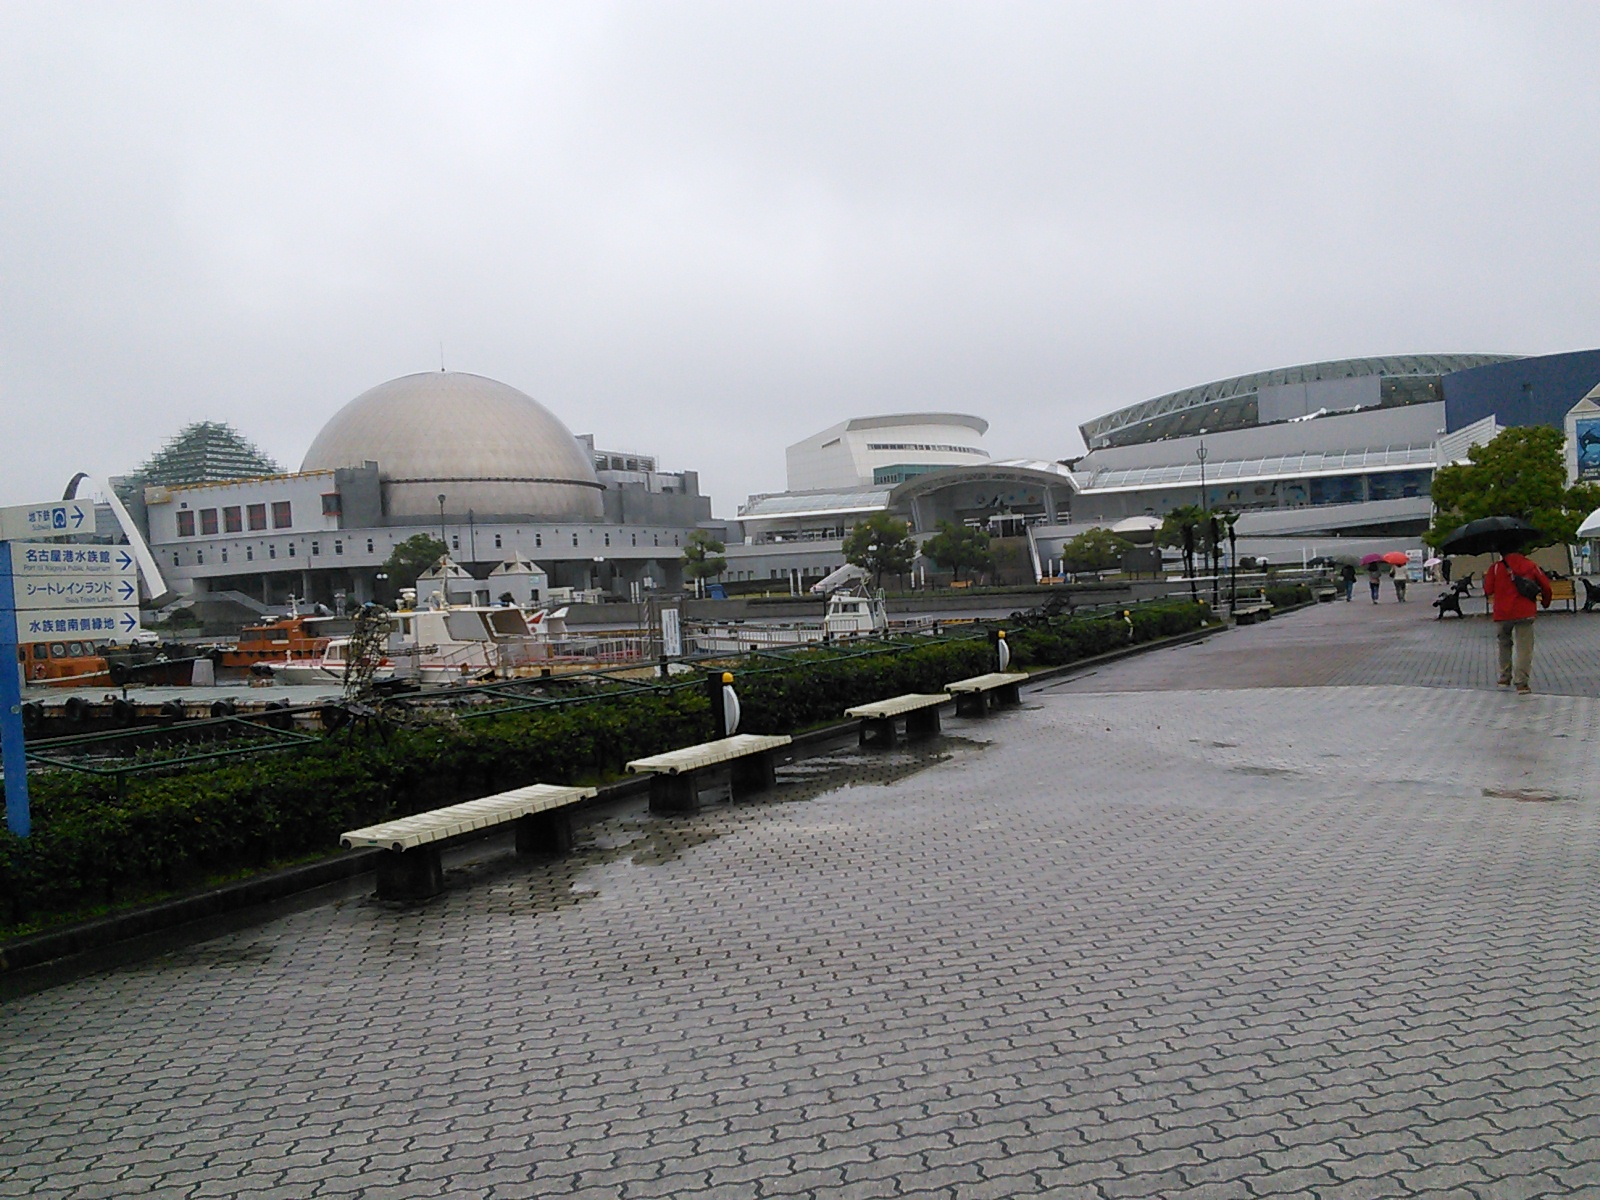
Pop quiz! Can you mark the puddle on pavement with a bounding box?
[366,734,982,920]
[1482,787,1572,804]
[1230,765,1300,778]
[160,942,275,968]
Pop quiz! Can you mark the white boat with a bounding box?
[689,587,889,653]
[259,637,395,686]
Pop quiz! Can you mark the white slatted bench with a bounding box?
[946,671,1029,716]
[340,783,596,900]
[845,693,950,747]
[627,733,793,814]
[1231,601,1272,625]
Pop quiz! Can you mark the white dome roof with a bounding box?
[301,372,603,520]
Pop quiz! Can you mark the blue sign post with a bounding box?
[0,540,30,837]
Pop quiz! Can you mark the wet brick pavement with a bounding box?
[1051,592,1600,697]
[3,600,1600,1198]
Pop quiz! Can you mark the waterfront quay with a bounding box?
[3,599,1598,1199]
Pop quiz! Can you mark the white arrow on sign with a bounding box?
[0,502,93,541]
[12,606,140,642]
[12,577,134,610]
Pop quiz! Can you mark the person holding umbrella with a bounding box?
[1383,552,1411,601]
[1360,553,1389,603]
[1441,517,1553,695]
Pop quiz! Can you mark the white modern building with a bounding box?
[784,414,989,490]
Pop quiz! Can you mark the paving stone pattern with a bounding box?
[3,602,1600,1198]
[1052,595,1600,697]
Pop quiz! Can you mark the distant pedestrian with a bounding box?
[1440,557,1452,585]
[1368,564,1382,603]
[1393,570,1408,602]
[1340,562,1356,601]
[1484,550,1553,695]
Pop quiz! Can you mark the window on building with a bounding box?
[268,544,277,559]
[196,551,204,565]
[221,548,228,563]
[272,501,292,529]
[321,493,342,517]
[653,534,659,547]
[604,533,610,546]
[223,506,243,533]
[631,533,637,546]
[173,553,180,567]
[287,543,296,558]
[246,546,254,561]
[674,535,679,547]
[247,504,267,531]
[199,509,218,535]
[451,536,460,550]
[535,533,542,547]
[311,542,320,556]
[494,534,502,549]
[571,533,578,546]
[366,538,374,553]
[176,510,195,537]
[335,541,343,555]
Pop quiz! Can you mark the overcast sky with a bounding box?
[4,1,1599,516]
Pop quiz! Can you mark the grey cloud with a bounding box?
[2,1,1598,513]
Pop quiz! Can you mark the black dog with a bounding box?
[1433,578,1472,619]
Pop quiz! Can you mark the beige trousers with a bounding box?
[1496,618,1535,688]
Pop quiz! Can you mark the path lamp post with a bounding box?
[1196,437,1211,596]
[436,494,447,560]
[1227,520,1238,612]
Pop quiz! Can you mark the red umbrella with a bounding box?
[1381,552,1410,567]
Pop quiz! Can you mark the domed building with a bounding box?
[131,371,715,610]
[301,372,605,521]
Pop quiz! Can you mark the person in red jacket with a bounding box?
[1483,549,1553,694]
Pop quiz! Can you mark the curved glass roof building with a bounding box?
[1079,354,1518,449]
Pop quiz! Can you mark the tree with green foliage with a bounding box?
[1157,505,1228,556]
[377,534,446,603]
[681,529,727,589]
[919,520,994,583]
[1059,526,1133,574]
[843,512,916,588]
[1426,426,1600,549]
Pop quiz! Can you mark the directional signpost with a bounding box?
[0,503,136,836]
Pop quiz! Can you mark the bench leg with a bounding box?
[859,716,897,748]
[650,769,735,813]
[905,706,942,737]
[954,692,986,717]
[650,772,698,814]
[374,846,443,901]
[997,683,1021,707]
[516,809,574,857]
[731,752,775,796]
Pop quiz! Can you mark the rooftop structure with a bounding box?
[131,421,282,487]
[1079,354,1517,450]
[300,371,604,520]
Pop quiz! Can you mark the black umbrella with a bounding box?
[1438,516,1540,557]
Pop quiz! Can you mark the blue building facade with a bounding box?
[1442,349,1600,432]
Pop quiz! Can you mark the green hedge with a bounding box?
[0,600,1208,932]
[1264,583,1313,609]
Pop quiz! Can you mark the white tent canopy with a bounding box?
[1578,506,1600,539]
